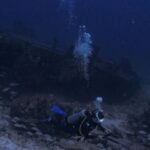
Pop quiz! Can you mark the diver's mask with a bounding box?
[93,111,104,123]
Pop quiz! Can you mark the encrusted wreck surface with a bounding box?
[0,32,139,102]
[0,33,150,150]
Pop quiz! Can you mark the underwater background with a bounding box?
[0,1,150,150]
[0,0,150,80]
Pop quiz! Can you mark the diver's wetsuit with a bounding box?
[48,104,106,138]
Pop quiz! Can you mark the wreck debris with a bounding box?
[0,32,139,102]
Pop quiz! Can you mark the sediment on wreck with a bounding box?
[0,33,140,103]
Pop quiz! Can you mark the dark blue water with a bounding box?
[0,0,150,79]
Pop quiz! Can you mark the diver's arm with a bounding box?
[97,123,111,134]
[97,123,105,132]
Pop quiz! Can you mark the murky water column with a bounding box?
[59,0,66,8]
[68,0,76,26]
[59,0,77,26]
[74,25,93,81]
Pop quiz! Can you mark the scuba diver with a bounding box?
[47,96,110,138]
